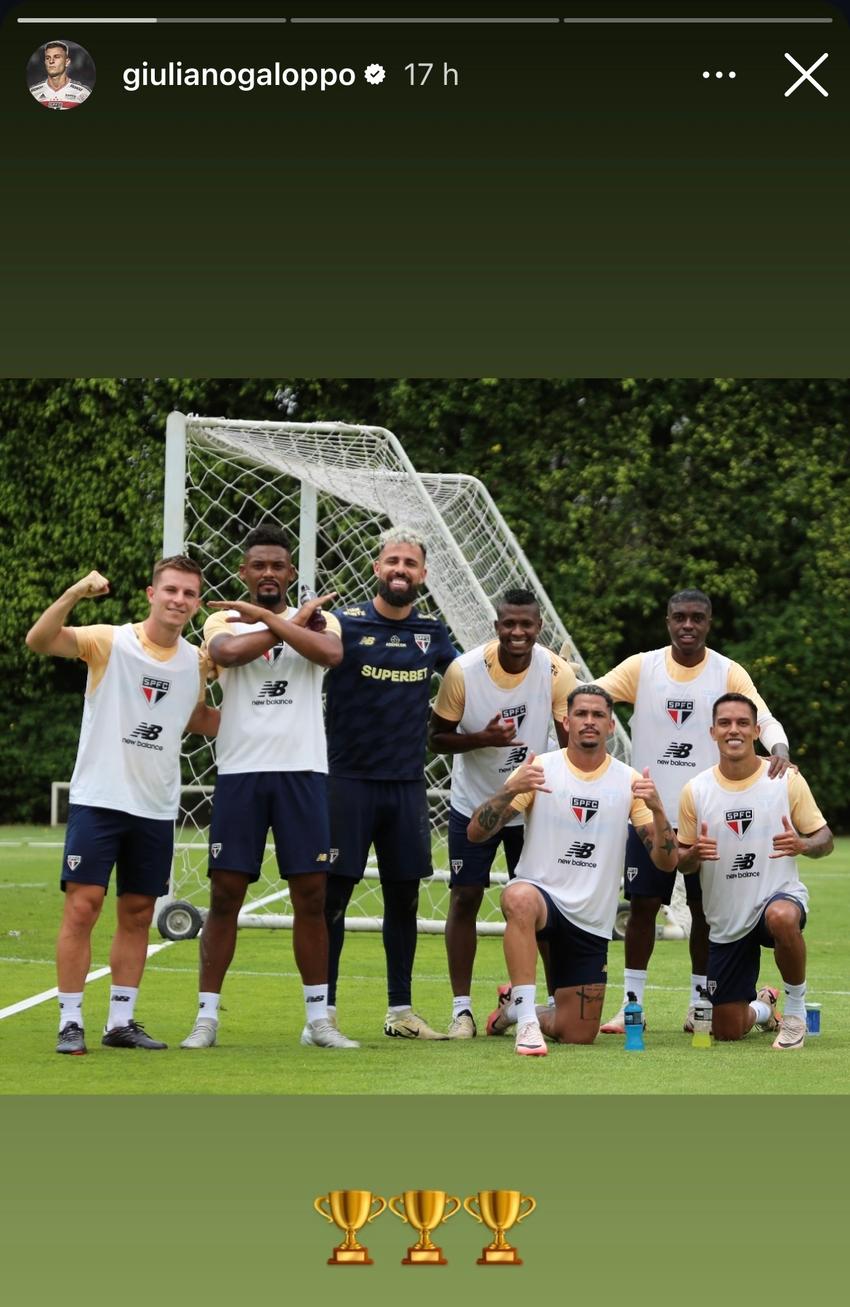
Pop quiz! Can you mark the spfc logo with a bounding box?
[211,843,222,859]
[626,866,638,883]
[725,809,753,839]
[414,633,431,653]
[262,644,285,663]
[451,859,463,875]
[571,796,599,825]
[502,704,527,731]
[141,675,170,706]
[707,980,717,996]
[66,855,81,871]
[329,848,339,863]
[666,699,694,728]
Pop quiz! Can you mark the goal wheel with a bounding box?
[157,899,204,941]
[612,900,630,941]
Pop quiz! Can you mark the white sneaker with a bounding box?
[601,1007,646,1035]
[180,1017,218,1049]
[447,1010,477,1039]
[301,1017,359,1049]
[383,1008,448,1040]
[772,1013,805,1051]
[754,986,781,1033]
[515,1020,547,1057]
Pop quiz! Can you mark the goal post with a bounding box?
[160,410,687,941]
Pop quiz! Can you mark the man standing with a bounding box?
[324,527,456,1039]
[429,589,575,1037]
[588,589,792,1033]
[677,694,832,1049]
[468,686,676,1055]
[26,557,217,1054]
[29,41,92,109]
[180,524,357,1051]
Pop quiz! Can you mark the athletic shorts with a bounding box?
[623,823,702,905]
[327,777,432,883]
[707,894,807,1006]
[533,887,609,990]
[61,803,174,898]
[448,805,524,887]
[208,772,330,882]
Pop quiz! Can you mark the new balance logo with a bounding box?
[113,994,131,1003]
[571,797,599,825]
[731,853,757,871]
[131,722,164,741]
[305,994,325,1004]
[257,680,289,698]
[141,675,170,706]
[565,841,595,860]
[504,746,528,768]
[666,698,694,728]
[663,742,693,759]
[66,855,81,871]
[725,809,753,839]
[359,636,376,646]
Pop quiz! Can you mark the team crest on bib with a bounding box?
[666,699,694,728]
[725,809,753,839]
[414,633,431,653]
[451,860,463,875]
[502,704,527,731]
[262,644,285,663]
[141,675,170,706]
[571,797,599,825]
[707,980,717,996]
[66,855,81,871]
[626,866,638,882]
[211,843,222,859]
[329,848,339,863]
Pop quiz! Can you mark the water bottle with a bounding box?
[691,986,713,1049]
[624,991,645,1051]
[299,584,326,631]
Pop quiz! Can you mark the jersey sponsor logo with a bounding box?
[210,843,222,858]
[342,606,366,616]
[626,866,638,882]
[262,644,285,663]
[725,809,753,839]
[666,698,694,728]
[256,680,290,698]
[358,636,376,646]
[571,797,599,825]
[141,675,171,706]
[66,855,81,871]
[662,742,693,759]
[501,704,527,731]
[451,859,463,875]
[129,722,164,741]
[503,745,528,769]
[561,840,596,860]
[360,664,429,682]
[731,852,757,872]
[414,633,431,653]
[386,634,407,648]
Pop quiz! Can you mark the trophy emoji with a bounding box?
[314,1190,387,1264]
[388,1189,462,1264]
[463,1189,536,1265]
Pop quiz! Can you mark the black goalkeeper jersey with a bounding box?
[326,600,456,781]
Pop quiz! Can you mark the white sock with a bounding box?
[304,984,329,1023]
[58,991,83,1031]
[690,974,708,1005]
[197,991,220,1023]
[623,969,648,1007]
[509,985,537,1024]
[783,981,807,1019]
[107,985,137,1030]
[388,1004,411,1014]
[750,1000,771,1024]
[452,995,472,1019]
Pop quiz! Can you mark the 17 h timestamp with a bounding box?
[404,62,460,87]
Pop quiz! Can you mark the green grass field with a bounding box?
[1,826,847,1095]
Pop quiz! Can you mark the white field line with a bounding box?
[0,941,174,1021]
[0,883,48,889]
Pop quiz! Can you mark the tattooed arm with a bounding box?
[467,752,552,844]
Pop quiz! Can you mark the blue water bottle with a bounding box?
[624,991,645,1051]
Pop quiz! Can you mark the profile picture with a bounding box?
[26,39,95,110]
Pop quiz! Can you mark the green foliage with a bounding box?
[3,379,848,828]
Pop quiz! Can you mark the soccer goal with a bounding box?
[158,411,687,942]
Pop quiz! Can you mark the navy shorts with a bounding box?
[327,777,432,883]
[623,823,702,906]
[531,886,609,990]
[448,805,524,887]
[61,804,174,898]
[707,894,807,1006]
[208,772,331,881]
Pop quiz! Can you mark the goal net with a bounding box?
[161,411,688,940]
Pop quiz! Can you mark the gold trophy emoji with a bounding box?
[314,1190,387,1264]
[463,1189,536,1265]
[388,1189,462,1265]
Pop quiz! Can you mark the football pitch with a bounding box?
[1,826,848,1096]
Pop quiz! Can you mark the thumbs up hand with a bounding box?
[770,814,804,859]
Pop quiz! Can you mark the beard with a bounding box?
[254,584,282,610]
[377,578,420,608]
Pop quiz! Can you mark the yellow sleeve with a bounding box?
[787,772,827,835]
[323,612,342,640]
[726,661,770,718]
[627,767,653,828]
[677,782,698,843]
[548,650,578,719]
[432,659,466,722]
[594,653,642,704]
[509,789,533,813]
[203,611,233,644]
[73,625,114,693]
